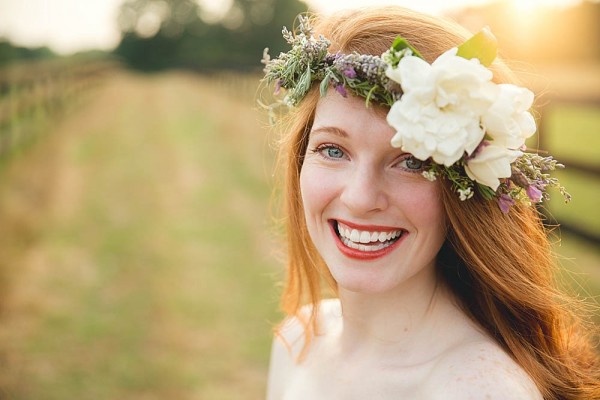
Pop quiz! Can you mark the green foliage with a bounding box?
[0,40,56,66]
[114,0,308,71]
[391,36,423,60]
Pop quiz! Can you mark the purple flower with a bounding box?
[498,194,515,214]
[343,67,357,79]
[335,84,347,97]
[526,185,543,203]
[274,79,282,95]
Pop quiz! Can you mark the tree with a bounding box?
[113,0,308,71]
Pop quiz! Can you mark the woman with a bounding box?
[262,7,599,400]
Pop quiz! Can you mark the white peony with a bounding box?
[482,84,536,149]
[386,48,498,166]
[464,143,521,190]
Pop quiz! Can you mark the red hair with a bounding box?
[271,7,600,399]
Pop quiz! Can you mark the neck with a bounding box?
[335,268,464,363]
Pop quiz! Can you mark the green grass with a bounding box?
[0,72,282,399]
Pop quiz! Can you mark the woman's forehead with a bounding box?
[313,90,390,128]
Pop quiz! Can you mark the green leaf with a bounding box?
[296,68,312,97]
[391,36,424,59]
[320,72,331,97]
[364,85,377,107]
[477,183,497,200]
[456,27,497,67]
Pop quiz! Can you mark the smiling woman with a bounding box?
[300,91,446,294]
[261,6,600,400]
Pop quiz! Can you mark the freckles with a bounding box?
[391,182,444,221]
[300,166,340,208]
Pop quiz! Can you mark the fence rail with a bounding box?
[0,57,119,159]
[537,96,600,246]
[538,96,600,175]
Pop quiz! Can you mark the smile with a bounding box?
[337,221,403,251]
[331,220,406,260]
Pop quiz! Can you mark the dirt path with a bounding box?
[0,71,280,400]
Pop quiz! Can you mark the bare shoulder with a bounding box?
[271,298,341,359]
[425,339,543,400]
[266,299,341,400]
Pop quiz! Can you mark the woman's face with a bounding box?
[300,91,447,294]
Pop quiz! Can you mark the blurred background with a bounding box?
[0,0,598,398]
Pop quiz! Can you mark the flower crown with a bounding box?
[261,16,570,212]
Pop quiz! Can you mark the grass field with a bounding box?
[0,72,282,399]
[0,70,597,399]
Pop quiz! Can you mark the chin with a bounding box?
[327,266,407,295]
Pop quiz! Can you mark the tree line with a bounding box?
[0,0,599,70]
[113,0,307,71]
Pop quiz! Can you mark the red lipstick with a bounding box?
[329,219,406,261]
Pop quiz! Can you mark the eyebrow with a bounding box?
[309,126,348,138]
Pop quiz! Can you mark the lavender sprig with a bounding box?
[494,153,571,212]
[261,16,407,108]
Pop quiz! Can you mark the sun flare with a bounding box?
[510,0,580,14]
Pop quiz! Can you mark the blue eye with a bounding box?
[326,147,344,159]
[397,155,425,171]
[405,156,423,170]
[312,144,346,160]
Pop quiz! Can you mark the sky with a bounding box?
[0,0,583,55]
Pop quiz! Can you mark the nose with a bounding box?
[339,164,389,215]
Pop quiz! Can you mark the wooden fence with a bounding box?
[537,96,600,246]
[0,57,119,159]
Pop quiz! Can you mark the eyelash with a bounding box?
[309,144,426,173]
[310,144,346,160]
[396,155,427,173]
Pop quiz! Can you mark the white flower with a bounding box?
[482,84,536,149]
[464,143,521,190]
[386,48,498,166]
[458,187,474,201]
[422,170,437,181]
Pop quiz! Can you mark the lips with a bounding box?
[330,219,406,260]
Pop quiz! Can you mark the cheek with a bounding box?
[299,163,343,222]
[393,181,446,228]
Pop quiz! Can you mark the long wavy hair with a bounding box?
[272,7,600,399]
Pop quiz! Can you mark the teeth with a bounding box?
[359,231,371,244]
[337,222,403,247]
[342,237,393,252]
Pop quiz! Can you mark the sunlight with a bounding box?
[197,0,233,23]
[506,0,581,41]
[304,0,495,15]
[510,0,581,14]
